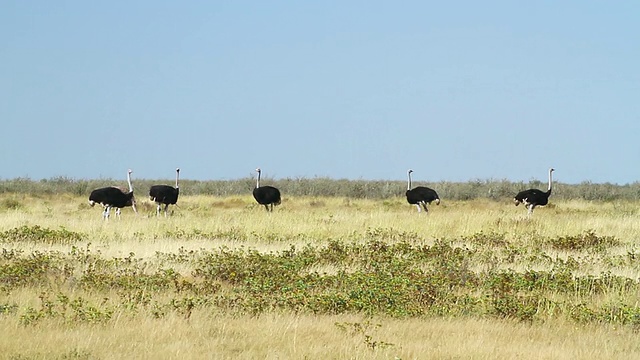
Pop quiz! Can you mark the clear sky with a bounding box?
[2,1,638,184]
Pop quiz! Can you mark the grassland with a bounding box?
[1,192,640,359]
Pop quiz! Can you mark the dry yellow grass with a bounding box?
[1,194,639,359]
[1,312,639,360]
[2,194,639,245]
[2,195,639,273]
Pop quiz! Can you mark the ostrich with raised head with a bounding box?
[252,168,281,212]
[514,168,555,216]
[406,169,440,213]
[149,168,180,217]
[89,169,138,219]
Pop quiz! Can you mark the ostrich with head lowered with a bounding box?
[89,169,138,219]
[514,167,555,216]
[149,168,180,217]
[252,168,281,212]
[405,169,440,213]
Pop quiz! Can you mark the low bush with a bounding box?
[0,225,85,244]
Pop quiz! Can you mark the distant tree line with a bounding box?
[0,176,639,202]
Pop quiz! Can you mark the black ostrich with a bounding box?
[406,169,440,213]
[149,168,180,217]
[514,168,555,216]
[252,168,281,212]
[89,169,138,219]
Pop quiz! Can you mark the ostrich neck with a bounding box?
[175,171,180,189]
[407,173,412,191]
[256,172,261,188]
[547,170,553,192]
[127,173,134,192]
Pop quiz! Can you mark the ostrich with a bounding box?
[149,168,180,217]
[514,168,555,216]
[406,169,440,213]
[252,168,281,212]
[88,169,138,219]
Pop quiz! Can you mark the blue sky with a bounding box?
[2,1,638,184]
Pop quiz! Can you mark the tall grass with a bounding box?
[1,194,640,359]
[2,313,639,359]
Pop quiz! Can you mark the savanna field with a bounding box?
[1,177,640,359]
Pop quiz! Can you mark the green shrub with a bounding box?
[0,198,23,210]
[546,230,621,251]
[0,225,85,244]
